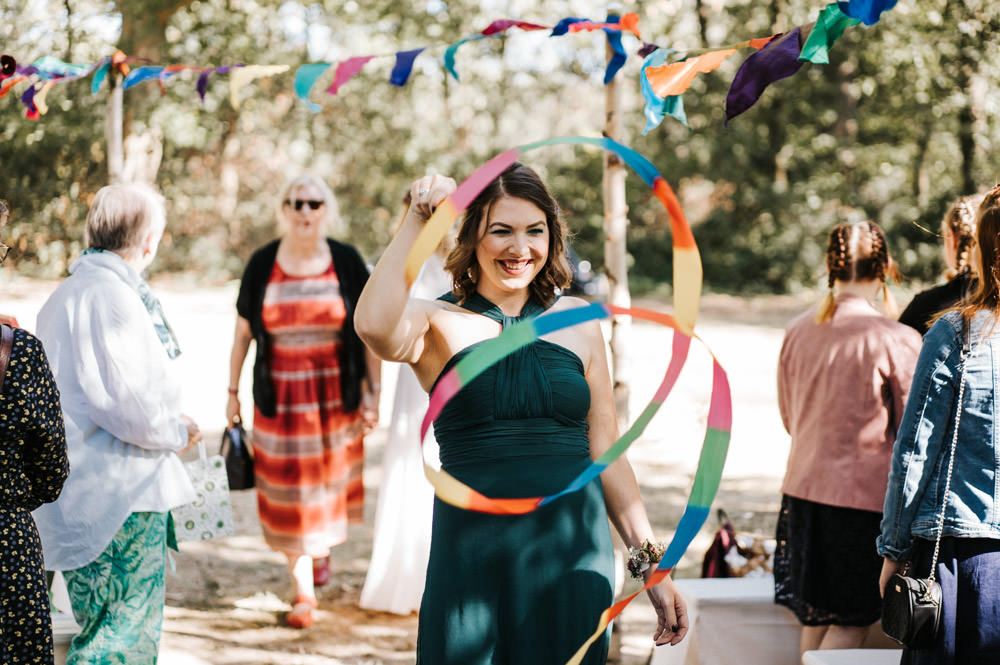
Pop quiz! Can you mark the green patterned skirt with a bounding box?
[62,511,170,665]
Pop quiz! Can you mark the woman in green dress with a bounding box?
[355,163,688,664]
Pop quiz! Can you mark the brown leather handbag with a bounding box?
[0,324,13,390]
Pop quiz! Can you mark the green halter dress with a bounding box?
[416,292,615,665]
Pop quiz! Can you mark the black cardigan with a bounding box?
[236,238,370,417]
[898,271,975,335]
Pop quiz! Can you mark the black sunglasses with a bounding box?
[285,199,325,211]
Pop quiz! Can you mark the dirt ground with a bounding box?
[3,277,819,665]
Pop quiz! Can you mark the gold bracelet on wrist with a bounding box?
[626,539,666,580]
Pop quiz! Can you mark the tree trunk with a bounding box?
[106,76,124,184]
[695,0,710,48]
[912,119,933,205]
[112,0,195,183]
[947,0,978,195]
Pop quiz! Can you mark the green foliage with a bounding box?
[1,0,998,294]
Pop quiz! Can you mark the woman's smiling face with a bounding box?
[474,195,549,300]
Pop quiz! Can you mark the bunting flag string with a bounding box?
[724,28,806,126]
[638,0,890,130]
[401,135,728,664]
[1,12,641,121]
[2,0,899,124]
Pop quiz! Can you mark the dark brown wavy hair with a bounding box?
[958,184,1000,325]
[445,162,572,305]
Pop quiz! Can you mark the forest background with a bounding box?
[1,0,999,294]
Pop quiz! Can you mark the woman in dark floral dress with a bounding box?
[0,198,70,664]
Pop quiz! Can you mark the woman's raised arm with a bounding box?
[355,175,456,364]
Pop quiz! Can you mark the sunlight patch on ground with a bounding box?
[232,590,292,612]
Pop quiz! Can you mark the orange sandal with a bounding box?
[286,595,317,629]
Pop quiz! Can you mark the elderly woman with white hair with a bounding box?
[226,175,380,628]
[33,182,202,663]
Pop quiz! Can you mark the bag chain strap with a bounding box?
[928,323,972,583]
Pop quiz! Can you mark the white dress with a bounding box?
[359,255,449,614]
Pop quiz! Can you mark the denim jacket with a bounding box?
[878,310,1000,560]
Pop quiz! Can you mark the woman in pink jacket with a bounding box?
[775,221,921,656]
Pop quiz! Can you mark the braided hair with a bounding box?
[815,221,898,323]
[943,194,985,279]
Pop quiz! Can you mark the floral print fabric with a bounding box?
[0,327,69,664]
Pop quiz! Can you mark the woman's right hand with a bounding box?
[879,557,904,597]
[226,393,241,425]
[179,413,202,454]
[406,175,456,223]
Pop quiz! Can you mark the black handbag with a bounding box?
[881,323,971,649]
[220,415,255,490]
[882,571,942,649]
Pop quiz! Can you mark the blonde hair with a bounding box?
[85,183,166,253]
[278,175,341,232]
[815,221,899,323]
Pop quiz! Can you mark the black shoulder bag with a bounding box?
[220,415,255,490]
[882,322,971,649]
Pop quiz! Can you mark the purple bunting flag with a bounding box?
[196,65,242,101]
[724,28,805,126]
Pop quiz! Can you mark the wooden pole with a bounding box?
[603,10,631,430]
[106,74,124,184]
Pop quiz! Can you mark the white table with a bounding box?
[803,649,902,665]
[51,571,80,665]
[651,576,899,665]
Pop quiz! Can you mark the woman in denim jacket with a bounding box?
[879,184,1000,664]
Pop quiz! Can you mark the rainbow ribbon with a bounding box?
[403,137,732,664]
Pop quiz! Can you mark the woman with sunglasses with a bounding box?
[227,175,381,628]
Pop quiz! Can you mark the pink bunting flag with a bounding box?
[326,55,375,96]
[480,19,549,36]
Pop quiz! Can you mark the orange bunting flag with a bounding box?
[645,49,736,98]
[749,35,779,50]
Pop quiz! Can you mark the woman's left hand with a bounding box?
[361,387,379,433]
[646,573,689,646]
[879,557,904,598]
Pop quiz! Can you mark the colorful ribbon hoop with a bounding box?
[402,136,732,664]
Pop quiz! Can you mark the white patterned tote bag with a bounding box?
[173,440,235,541]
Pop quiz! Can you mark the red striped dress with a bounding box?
[253,259,364,556]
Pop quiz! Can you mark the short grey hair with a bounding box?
[278,175,341,231]
[85,183,166,251]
